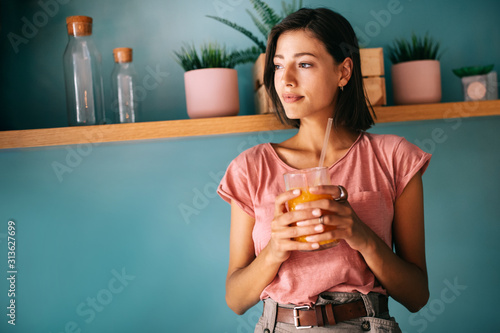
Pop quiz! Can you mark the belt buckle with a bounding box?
[293,305,313,329]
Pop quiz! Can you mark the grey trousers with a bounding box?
[254,292,402,333]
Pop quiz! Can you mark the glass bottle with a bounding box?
[111,47,139,123]
[63,16,105,126]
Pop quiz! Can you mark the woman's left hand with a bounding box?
[294,185,375,253]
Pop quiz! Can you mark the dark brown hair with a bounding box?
[263,8,376,130]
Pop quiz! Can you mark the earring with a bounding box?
[340,85,344,92]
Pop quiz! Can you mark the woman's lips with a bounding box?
[282,94,304,103]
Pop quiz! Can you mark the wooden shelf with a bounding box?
[1,100,499,149]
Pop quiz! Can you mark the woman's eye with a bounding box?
[299,63,312,68]
[274,64,283,70]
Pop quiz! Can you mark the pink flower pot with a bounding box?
[184,68,239,119]
[391,60,441,105]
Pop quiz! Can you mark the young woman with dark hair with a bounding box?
[264,8,375,132]
[218,7,430,332]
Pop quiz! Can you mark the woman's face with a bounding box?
[273,29,342,121]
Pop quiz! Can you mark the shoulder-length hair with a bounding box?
[263,8,376,131]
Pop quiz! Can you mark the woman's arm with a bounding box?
[226,190,325,315]
[302,172,429,312]
[225,201,277,315]
[360,172,429,312]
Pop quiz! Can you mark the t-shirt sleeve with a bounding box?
[393,138,432,199]
[217,153,255,218]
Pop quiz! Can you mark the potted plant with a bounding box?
[206,0,303,62]
[173,42,254,119]
[388,33,443,105]
[207,0,303,113]
[452,64,498,101]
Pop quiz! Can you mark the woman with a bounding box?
[218,8,430,332]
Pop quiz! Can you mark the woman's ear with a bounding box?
[338,57,353,88]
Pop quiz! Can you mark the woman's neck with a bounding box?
[296,120,358,152]
[274,120,360,169]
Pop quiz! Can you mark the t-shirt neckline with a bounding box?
[266,132,364,171]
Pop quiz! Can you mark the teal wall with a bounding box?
[1,0,500,332]
[1,116,500,332]
[1,0,499,129]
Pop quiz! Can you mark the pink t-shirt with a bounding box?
[217,132,431,306]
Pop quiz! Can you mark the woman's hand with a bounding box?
[292,185,376,253]
[268,189,326,262]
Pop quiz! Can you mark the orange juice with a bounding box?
[284,167,339,250]
[288,189,337,245]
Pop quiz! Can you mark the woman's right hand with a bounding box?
[268,189,324,263]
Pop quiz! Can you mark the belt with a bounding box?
[275,296,388,329]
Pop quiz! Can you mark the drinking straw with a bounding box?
[318,118,333,168]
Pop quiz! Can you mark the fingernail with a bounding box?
[311,243,320,249]
[296,221,307,226]
[295,204,304,210]
[309,186,318,192]
[312,209,321,216]
[314,225,323,232]
[293,189,301,195]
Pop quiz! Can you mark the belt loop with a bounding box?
[360,293,376,317]
[314,306,325,326]
[378,294,389,315]
[324,303,336,325]
[262,298,278,332]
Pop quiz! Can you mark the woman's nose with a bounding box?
[281,67,296,87]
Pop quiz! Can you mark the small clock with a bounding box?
[467,81,487,100]
[462,71,498,101]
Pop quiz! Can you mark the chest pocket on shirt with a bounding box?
[348,190,394,247]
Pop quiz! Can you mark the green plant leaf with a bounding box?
[247,10,271,39]
[173,42,242,71]
[452,64,494,78]
[205,1,303,59]
[282,0,303,16]
[250,0,281,31]
[230,46,262,65]
[388,32,442,64]
[206,15,267,52]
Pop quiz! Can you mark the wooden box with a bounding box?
[363,76,386,106]
[255,85,272,115]
[360,48,384,77]
[253,54,273,114]
[360,47,386,106]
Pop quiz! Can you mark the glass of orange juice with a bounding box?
[284,167,339,251]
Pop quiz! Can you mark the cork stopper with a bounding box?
[113,47,133,63]
[66,16,93,36]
